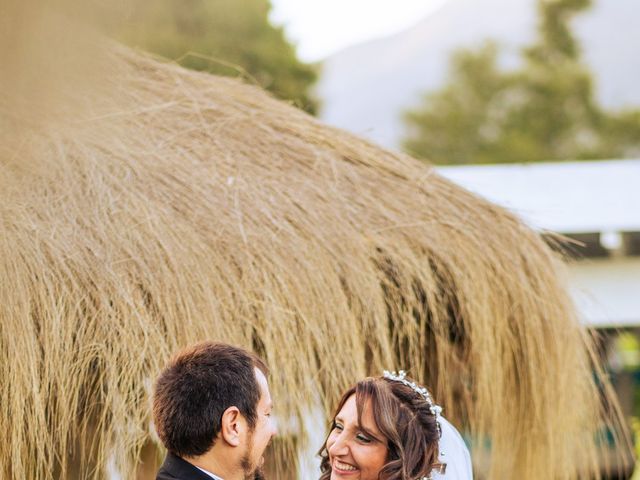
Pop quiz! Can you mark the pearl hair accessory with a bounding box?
[382,370,443,419]
[382,370,444,480]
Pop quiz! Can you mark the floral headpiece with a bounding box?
[382,370,442,418]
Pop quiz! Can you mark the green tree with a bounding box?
[402,0,640,164]
[112,0,319,114]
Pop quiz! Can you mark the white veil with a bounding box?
[432,416,473,480]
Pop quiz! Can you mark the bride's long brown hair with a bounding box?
[319,376,440,480]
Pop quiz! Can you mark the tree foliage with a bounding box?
[110,0,319,114]
[402,0,640,164]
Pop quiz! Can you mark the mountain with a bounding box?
[316,0,640,149]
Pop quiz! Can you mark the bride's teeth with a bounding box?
[335,461,357,471]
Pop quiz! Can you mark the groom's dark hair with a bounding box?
[153,341,268,457]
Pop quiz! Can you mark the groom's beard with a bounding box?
[241,454,265,480]
[240,431,267,480]
[249,467,266,480]
[240,448,254,480]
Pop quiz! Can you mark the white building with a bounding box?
[437,159,640,328]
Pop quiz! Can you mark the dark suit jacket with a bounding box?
[156,453,220,480]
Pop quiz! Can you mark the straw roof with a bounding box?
[0,5,631,479]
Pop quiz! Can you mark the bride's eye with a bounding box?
[332,421,344,431]
[356,433,372,444]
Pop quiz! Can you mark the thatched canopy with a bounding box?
[0,5,631,480]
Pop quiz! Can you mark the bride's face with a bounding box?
[326,394,388,480]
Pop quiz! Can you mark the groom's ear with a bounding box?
[220,406,243,447]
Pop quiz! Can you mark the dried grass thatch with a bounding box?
[0,4,632,479]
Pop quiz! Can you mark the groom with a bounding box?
[153,342,277,480]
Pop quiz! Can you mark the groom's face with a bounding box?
[240,368,276,478]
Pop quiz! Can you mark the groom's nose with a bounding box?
[266,414,278,438]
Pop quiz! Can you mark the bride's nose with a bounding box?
[328,433,349,456]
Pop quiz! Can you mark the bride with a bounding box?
[318,371,473,480]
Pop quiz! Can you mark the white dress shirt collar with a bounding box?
[195,465,224,480]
